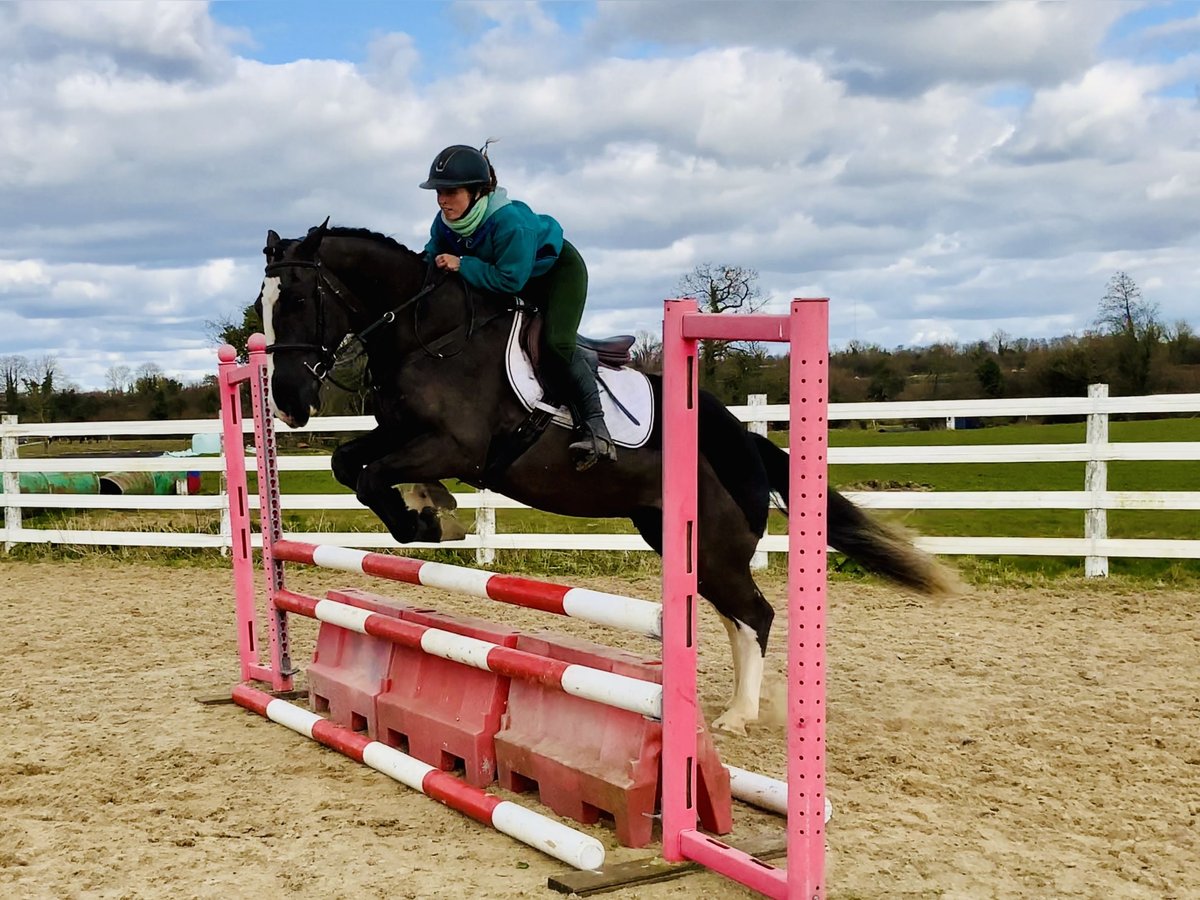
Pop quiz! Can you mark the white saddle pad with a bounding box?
[504,312,654,449]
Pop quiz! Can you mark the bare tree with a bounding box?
[17,356,56,422]
[991,329,1011,357]
[1095,271,1163,393]
[631,330,662,373]
[675,264,766,382]
[1,354,27,407]
[208,303,263,363]
[105,365,132,394]
[676,264,764,315]
[135,362,165,389]
[27,354,60,392]
[1166,320,1200,365]
[1095,271,1159,336]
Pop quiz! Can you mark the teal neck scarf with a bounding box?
[443,194,489,236]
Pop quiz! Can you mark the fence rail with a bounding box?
[3,386,1199,573]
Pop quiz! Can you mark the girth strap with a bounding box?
[481,404,557,485]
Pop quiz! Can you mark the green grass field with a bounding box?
[12,416,1199,581]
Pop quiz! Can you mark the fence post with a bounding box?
[475,489,496,566]
[1084,383,1109,577]
[746,394,769,570]
[2,415,19,553]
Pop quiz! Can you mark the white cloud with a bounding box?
[0,260,51,290]
[0,1,1197,391]
[587,2,1123,92]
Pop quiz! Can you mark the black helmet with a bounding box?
[419,145,491,190]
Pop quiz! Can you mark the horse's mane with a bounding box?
[319,225,420,259]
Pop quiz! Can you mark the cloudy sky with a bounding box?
[2,1,1198,390]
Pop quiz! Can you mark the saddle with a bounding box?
[518,314,635,373]
[480,309,652,486]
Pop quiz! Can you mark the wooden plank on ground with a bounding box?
[195,688,309,705]
[547,836,786,896]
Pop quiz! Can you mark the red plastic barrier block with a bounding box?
[494,631,732,848]
[359,595,520,788]
[307,589,412,736]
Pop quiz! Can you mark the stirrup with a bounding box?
[569,428,617,472]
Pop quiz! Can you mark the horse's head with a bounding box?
[257,218,357,428]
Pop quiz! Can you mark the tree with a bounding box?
[1095,271,1158,335]
[974,357,1004,398]
[866,361,905,401]
[134,363,166,396]
[17,355,60,421]
[916,342,956,397]
[675,264,766,384]
[28,354,59,395]
[991,329,1011,357]
[1,354,26,413]
[1094,271,1162,394]
[631,330,662,373]
[105,365,132,394]
[208,304,264,363]
[1035,338,1103,397]
[1166,320,1200,365]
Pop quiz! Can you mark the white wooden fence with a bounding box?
[3,385,1198,574]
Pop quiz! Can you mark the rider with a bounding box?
[420,143,617,471]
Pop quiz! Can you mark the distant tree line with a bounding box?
[2,271,1195,425]
[0,355,219,424]
[632,269,1200,411]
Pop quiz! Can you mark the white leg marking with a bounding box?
[713,620,764,735]
[720,615,744,695]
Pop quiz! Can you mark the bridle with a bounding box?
[262,255,447,387]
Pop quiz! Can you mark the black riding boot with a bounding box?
[558,350,617,471]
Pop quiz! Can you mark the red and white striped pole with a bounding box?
[274,539,662,639]
[232,685,605,870]
[276,589,662,719]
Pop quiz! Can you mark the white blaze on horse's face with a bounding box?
[258,276,290,424]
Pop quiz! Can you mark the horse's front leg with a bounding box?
[354,434,475,544]
[330,426,405,492]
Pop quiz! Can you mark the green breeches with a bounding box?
[521,239,588,364]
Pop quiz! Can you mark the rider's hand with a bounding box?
[435,254,461,272]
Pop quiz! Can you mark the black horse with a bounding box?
[257,221,958,733]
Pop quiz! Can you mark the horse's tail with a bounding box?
[749,432,962,597]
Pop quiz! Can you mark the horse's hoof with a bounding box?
[712,711,749,736]
[438,511,468,541]
[416,506,443,542]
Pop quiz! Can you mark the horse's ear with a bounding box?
[297,217,330,258]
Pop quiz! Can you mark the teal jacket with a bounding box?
[424,187,564,295]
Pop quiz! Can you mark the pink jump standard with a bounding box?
[217,297,831,892]
[661,298,830,899]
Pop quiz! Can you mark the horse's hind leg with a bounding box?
[634,473,774,735]
[691,453,774,733]
[706,577,773,734]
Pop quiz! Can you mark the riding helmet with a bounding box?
[419,145,491,190]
